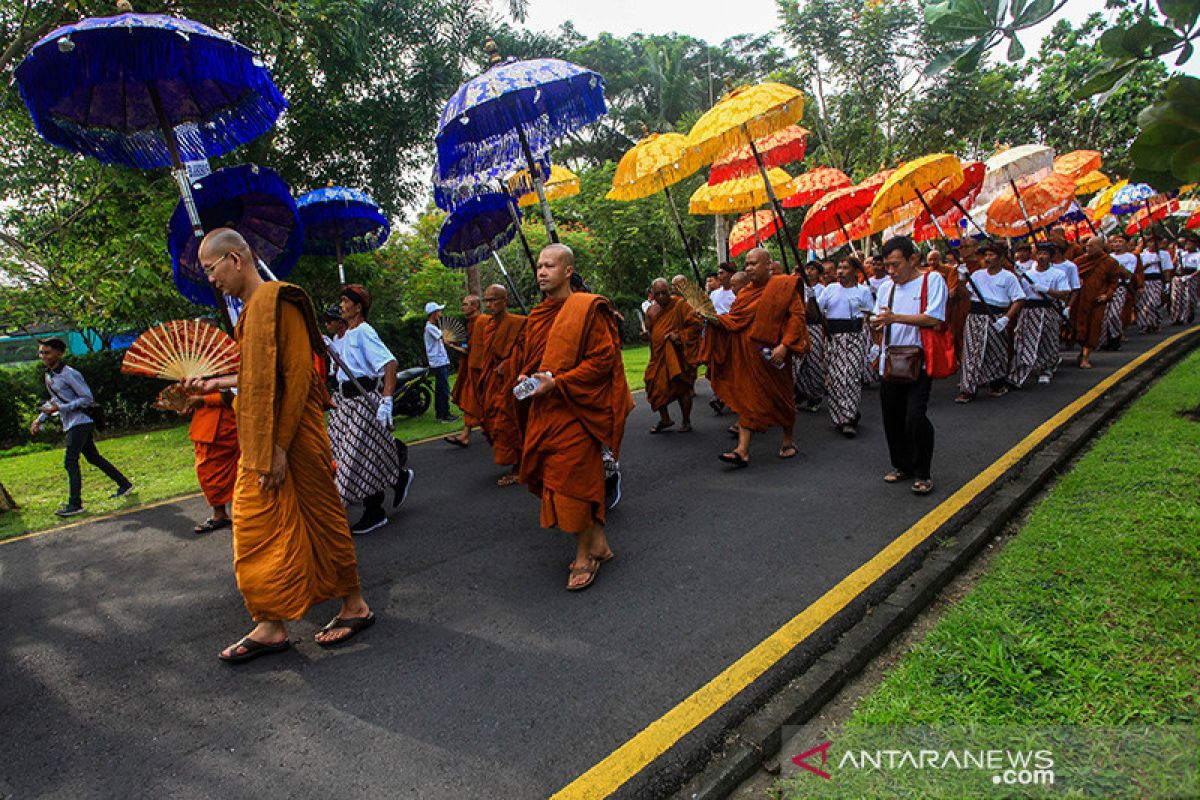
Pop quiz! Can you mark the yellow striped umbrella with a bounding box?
[510,165,580,207]
[1074,170,1110,196]
[1088,179,1127,220]
[869,153,963,235]
[688,168,797,215]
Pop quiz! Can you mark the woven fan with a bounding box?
[121,320,239,381]
[440,317,467,346]
[676,280,718,321]
[152,383,191,413]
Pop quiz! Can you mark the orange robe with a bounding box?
[1071,252,1121,348]
[516,293,634,534]
[480,312,527,467]
[643,296,699,412]
[188,392,239,507]
[714,275,809,433]
[232,282,360,622]
[450,315,487,426]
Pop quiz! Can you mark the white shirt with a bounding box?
[1113,252,1138,274]
[424,320,450,368]
[1020,266,1070,299]
[641,299,653,314]
[1052,259,1081,290]
[1140,249,1173,274]
[331,323,395,382]
[867,275,887,297]
[875,271,948,374]
[1015,258,1037,273]
[710,287,736,315]
[966,269,1026,308]
[818,282,874,320]
[1180,250,1200,272]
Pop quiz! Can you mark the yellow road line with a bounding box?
[550,326,1199,800]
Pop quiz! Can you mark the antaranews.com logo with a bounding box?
[792,739,1055,788]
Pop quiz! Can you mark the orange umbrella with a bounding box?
[782,166,850,207]
[986,173,1076,238]
[729,210,782,257]
[1053,150,1102,181]
[709,125,809,184]
[1125,198,1179,235]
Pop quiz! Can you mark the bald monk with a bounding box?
[709,247,809,466]
[515,244,634,591]
[730,270,750,293]
[445,294,485,447]
[643,277,700,434]
[479,284,527,486]
[671,274,688,295]
[189,228,373,663]
[1071,235,1122,369]
[183,391,239,534]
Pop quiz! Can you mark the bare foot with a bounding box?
[496,472,520,487]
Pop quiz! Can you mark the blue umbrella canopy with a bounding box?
[434,55,605,184]
[432,156,549,212]
[15,11,286,169]
[1109,183,1157,216]
[295,186,390,256]
[168,164,302,307]
[438,193,520,269]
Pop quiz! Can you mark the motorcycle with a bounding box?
[392,365,433,418]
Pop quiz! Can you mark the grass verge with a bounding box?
[775,350,1200,799]
[0,344,649,540]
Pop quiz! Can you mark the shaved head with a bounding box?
[744,247,772,286]
[483,283,509,315]
[198,227,258,299]
[541,243,575,268]
[537,244,575,298]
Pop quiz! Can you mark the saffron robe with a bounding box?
[644,296,699,412]
[480,312,527,467]
[232,282,361,622]
[713,275,809,433]
[517,293,634,534]
[450,315,488,425]
[1071,252,1122,349]
[188,392,239,507]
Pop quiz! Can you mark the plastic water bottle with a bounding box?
[513,374,544,400]
[761,347,785,369]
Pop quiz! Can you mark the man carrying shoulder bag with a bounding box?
[870,237,949,497]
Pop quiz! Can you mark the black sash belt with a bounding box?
[824,317,864,334]
[1144,273,1165,281]
[1023,299,1053,309]
[339,376,380,398]
[970,301,1008,315]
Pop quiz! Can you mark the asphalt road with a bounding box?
[0,328,1184,800]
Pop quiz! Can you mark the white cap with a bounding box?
[424,301,445,316]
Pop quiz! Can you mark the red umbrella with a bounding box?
[1186,209,1200,230]
[782,166,850,207]
[912,162,985,240]
[1125,198,1179,235]
[709,125,809,185]
[801,209,871,252]
[729,210,782,257]
[858,166,897,194]
[800,183,877,242]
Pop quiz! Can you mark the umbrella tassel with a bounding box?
[334,219,345,285]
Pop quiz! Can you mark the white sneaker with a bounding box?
[1037,373,1052,385]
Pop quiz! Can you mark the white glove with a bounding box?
[868,344,882,362]
[957,265,969,276]
[992,316,1009,333]
[376,396,393,427]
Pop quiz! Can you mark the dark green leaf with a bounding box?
[1131,137,1182,171]
[1157,0,1200,31]
[1170,138,1200,182]
[1133,121,1197,147]
[925,0,996,39]
[1164,75,1200,105]
[925,46,970,76]
[1013,0,1062,29]
[1077,60,1137,98]
[955,38,991,72]
[1138,99,1200,132]
[1121,17,1183,58]
[1007,35,1026,61]
[1177,41,1194,66]
[1099,27,1135,58]
[1129,165,1182,190]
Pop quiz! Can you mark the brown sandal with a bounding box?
[496,473,520,487]
[567,557,599,591]
[883,470,910,483]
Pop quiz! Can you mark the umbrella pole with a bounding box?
[516,125,558,243]
[504,194,539,280]
[1008,178,1040,241]
[918,192,1005,329]
[744,125,804,273]
[834,213,861,259]
[491,252,529,314]
[662,184,703,282]
[335,220,345,284]
[948,197,993,241]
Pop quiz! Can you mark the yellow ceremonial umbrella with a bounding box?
[1088,178,1127,220]
[868,153,964,235]
[686,82,807,268]
[511,165,580,207]
[606,131,705,277]
[1074,170,1110,196]
[688,168,797,215]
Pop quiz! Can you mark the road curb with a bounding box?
[671,329,1200,800]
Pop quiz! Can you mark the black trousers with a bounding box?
[432,364,451,419]
[879,372,935,480]
[63,423,128,505]
[363,438,409,514]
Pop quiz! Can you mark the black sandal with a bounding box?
[218,636,291,664]
[443,435,468,448]
[194,517,231,534]
[650,419,675,434]
[718,451,749,468]
[315,612,376,648]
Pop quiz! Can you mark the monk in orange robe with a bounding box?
[643,278,699,433]
[190,228,373,664]
[515,245,634,591]
[479,284,527,486]
[710,247,809,466]
[1071,235,1122,369]
[446,295,485,446]
[184,391,239,534]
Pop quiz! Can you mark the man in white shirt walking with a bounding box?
[709,261,737,315]
[424,301,458,423]
[956,241,1025,403]
[1009,243,1071,387]
[819,257,875,437]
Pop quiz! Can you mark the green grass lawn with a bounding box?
[776,350,1200,799]
[0,344,650,540]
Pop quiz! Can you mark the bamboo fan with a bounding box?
[440,317,467,346]
[152,383,191,413]
[676,280,718,321]
[121,320,240,381]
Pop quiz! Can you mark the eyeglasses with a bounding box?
[201,251,233,276]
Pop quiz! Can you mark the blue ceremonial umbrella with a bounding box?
[437,193,529,312]
[296,186,390,284]
[167,164,302,308]
[1109,183,1157,216]
[432,156,549,212]
[434,41,605,241]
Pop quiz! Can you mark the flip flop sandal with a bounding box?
[443,435,469,448]
[568,551,614,568]
[315,612,376,648]
[496,473,520,487]
[883,470,910,483]
[218,636,291,664]
[778,444,798,459]
[718,451,750,468]
[194,517,231,534]
[911,479,934,495]
[726,425,740,437]
[567,558,599,591]
[650,420,675,434]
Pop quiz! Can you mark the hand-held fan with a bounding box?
[440,317,467,346]
[121,320,240,380]
[676,280,718,321]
